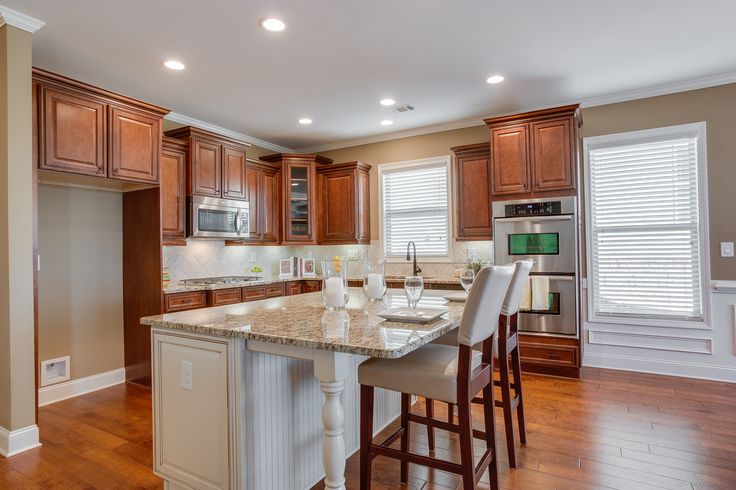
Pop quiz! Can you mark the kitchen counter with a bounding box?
[162,275,322,294]
[143,288,462,358]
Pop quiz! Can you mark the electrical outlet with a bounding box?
[250,251,257,262]
[181,360,193,391]
[721,242,735,258]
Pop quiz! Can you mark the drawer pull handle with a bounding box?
[547,353,561,360]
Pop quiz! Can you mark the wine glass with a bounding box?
[460,267,475,294]
[404,276,424,314]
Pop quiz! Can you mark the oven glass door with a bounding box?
[518,275,577,335]
[494,215,575,273]
[192,202,249,239]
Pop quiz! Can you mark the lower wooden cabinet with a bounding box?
[242,285,267,302]
[208,288,242,307]
[301,280,322,293]
[285,281,302,296]
[265,283,285,297]
[164,291,207,312]
[518,334,580,378]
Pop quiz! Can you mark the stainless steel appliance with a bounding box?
[493,196,579,336]
[189,196,249,239]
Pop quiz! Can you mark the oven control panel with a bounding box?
[504,201,562,217]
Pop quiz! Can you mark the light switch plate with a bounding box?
[181,360,193,391]
[721,242,735,258]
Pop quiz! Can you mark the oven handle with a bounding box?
[235,209,243,234]
[534,275,575,282]
[496,215,573,223]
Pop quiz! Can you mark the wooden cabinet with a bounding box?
[34,68,168,183]
[161,137,187,246]
[317,161,371,244]
[518,334,580,378]
[301,280,321,294]
[485,104,580,200]
[239,159,281,244]
[285,281,302,296]
[452,143,492,240]
[165,126,251,201]
[260,154,332,244]
[265,283,285,297]
[242,285,267,302]
[164,291,207,313]
[208,288,242,306]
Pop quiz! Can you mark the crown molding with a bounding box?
[165,112,294,153]
[0,5,45,33]
[295,70,736,153]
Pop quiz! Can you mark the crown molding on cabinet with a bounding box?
[165,112,294,153]
[0,5,45,33]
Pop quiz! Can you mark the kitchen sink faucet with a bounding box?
[406,241,422,276]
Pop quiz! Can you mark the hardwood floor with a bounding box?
[2,368,735,489]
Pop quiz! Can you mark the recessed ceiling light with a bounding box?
[162,60,185,71]
[380,119,394,126]
[298,118,313,125]
[379,98,396,107]
[486,75,505,84]
[260,17,286,32]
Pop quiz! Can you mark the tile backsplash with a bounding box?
[163,240,493,282]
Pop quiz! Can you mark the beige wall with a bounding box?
[319,84,736,280]
[0,25,36,431]
[37,185,124,381]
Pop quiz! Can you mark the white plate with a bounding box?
[443,292,468,302]
[376,307,449,324]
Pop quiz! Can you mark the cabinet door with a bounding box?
[285,281,302,296]
[222,145,247,200]
[191,139,222,197]
[456,153,492,239]
[284,163,315,242]
[531,117,575,193]
[244,164,261,239]
[161,144,186,244]
[40,87,107,177]
[321,169,356,243]
[261,169,281,243]
[302,280,321,293]
[357,170,371,243]
[491,124,529,196]
[109,105,161,183]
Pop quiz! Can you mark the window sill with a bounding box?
[586,314,711,331]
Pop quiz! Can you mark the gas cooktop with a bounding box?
[180,276,262,286]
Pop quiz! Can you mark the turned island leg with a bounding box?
[314,351,350,490]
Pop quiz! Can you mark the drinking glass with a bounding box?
[404,276,424,314]
[321,258,349,310]
[362,259,387,301]
[460,267,475,294]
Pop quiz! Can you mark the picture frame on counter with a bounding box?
[279,258,294,279]
[302,258,317,277]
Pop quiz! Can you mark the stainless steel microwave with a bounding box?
[189,195,249,239]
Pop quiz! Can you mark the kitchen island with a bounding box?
[141,288,465,490]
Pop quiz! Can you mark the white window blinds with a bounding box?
[587,128,705,322]
[382,160,450,257]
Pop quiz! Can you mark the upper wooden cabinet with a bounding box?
[485,104,581,200]
[240,158,281,244]
[165,126,251,201]
[452,143,492,240]
[161,137,188,246]
[34,68,168,184]
[260,153,332,244]
[317,161,371,245]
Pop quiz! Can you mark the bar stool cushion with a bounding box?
[358,344,482,404]
[431,330,498,358]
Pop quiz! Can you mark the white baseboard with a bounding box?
[0,424,41,457]
[583,352,736,383]
[38,367,126,407]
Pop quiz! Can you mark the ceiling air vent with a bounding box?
[387,104,414,114]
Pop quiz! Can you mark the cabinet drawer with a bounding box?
[265,283,285,297]
[164,291,206,312]
[242,285,267,301]
[302,280,321,293]
[285,281,301,296]
[208,288,242,306]
[519,342,577,367]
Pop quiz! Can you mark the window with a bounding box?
[380,157,451,259]
[584,123,709,326]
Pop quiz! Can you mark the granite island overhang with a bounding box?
[141,288,464,490]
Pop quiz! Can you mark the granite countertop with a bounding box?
[163,276,323,294]
[142,288,464,358]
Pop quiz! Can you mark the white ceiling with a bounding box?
[6,0,736,151]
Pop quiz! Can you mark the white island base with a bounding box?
[152,329,401,490]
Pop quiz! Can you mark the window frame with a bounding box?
[378,155,453,263]
[583,122,711,330]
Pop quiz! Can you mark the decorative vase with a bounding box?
[321,258,349,310]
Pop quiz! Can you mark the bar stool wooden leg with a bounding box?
[457,391,476,489]
[483,360,500,490]
[498,322,517,468]
[360,385,374,490]
[510,314,526,445]
[447,402,453,423]
[425,398,435,452]
[400,393,411,483]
